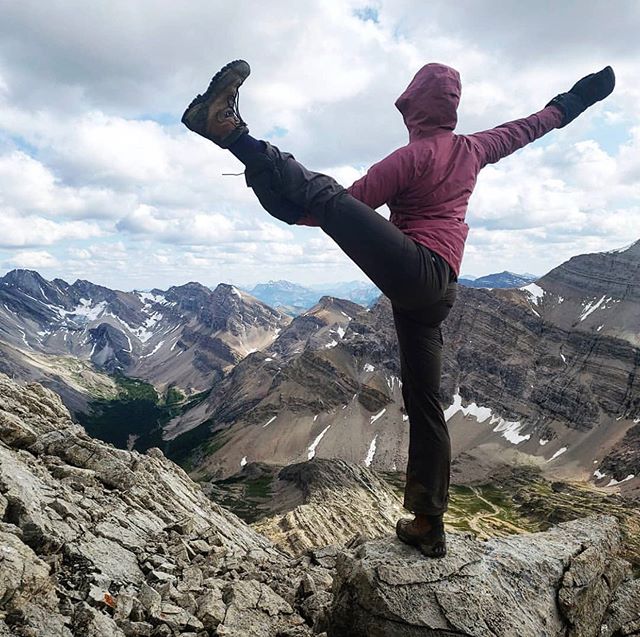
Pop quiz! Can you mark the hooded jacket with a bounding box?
[345,63,562,276]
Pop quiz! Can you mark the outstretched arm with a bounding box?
[468,105,563,168]
[469,66,615,168]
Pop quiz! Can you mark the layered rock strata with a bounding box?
[2,375,639,637]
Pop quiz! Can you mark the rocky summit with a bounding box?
[1,374,640,636]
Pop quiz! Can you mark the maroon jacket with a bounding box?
[301,63,563,276]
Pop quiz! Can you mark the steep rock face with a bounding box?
[329,515,639,637]
[518,240,640,346]
[0,374,331,636]
[442,286,640,429]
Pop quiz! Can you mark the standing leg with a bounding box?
[393,290,455,516]
[392,280,456,558]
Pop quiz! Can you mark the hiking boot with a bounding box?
[396,517,447,558]
[182,60,250,147]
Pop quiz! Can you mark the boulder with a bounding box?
[329,515,634,637]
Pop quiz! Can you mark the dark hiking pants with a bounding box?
[243,143,457,515]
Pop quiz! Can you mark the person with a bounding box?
[181,60,615,558]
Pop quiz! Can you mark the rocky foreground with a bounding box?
[1,374,639,636]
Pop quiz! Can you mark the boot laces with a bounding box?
[226,90,245,126]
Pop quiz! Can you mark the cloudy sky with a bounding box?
[1,1,639,291]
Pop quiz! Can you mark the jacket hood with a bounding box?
[395,63,461,140]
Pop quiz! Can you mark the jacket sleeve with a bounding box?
[347,146,416,208]
[468,105,563,168]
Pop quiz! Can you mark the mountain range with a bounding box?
[166,241,640,498]
[0,270,289,411]
[458,270,538,288]
[244,280,381,315]
[1,242,638,499]
[244,273,538,316]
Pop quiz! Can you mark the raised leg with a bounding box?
[242,141,453,310]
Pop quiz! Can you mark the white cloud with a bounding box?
[116,204,293,246]
[0,1,638,286]
[8,250,58,268]
[0,210,103,248]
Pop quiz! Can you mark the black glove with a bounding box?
[547,66,615,128]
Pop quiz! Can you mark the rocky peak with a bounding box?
[330,515,639,636]
[540,240,640,302]
[0,373,328,636]
[1,269,59,303]
[313,295,362,315]
[253,458,404,556]
[515,239,640,345]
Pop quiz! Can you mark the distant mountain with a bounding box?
[246,280,379,315]
[0,270,290,407]
[308,281,381,307]
[459,271,538,288]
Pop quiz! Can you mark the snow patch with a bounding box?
[138,292,168,305]
[560,353,566,363]
[140,340,164,359]
[521,283,544,305]
[73,298,108,321]
[444,393,492,423]
[370,408,386,424]
[493,418,530,445]
[386,375,400,391]
[606,474,635,487]
[324,339,338,349]
[308,424,331,460]
[340,311,352,320]
[402,414,409,422]
[593,469,607,479]
[262,416,277,428]
[539,438,549,446]
[336,326,346,338]
[240,456,247,467]
[580,295,606,322]
[547,447,568,462]
[364,435,378,467]
[363,363,375,373]
[135,312,164,343]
